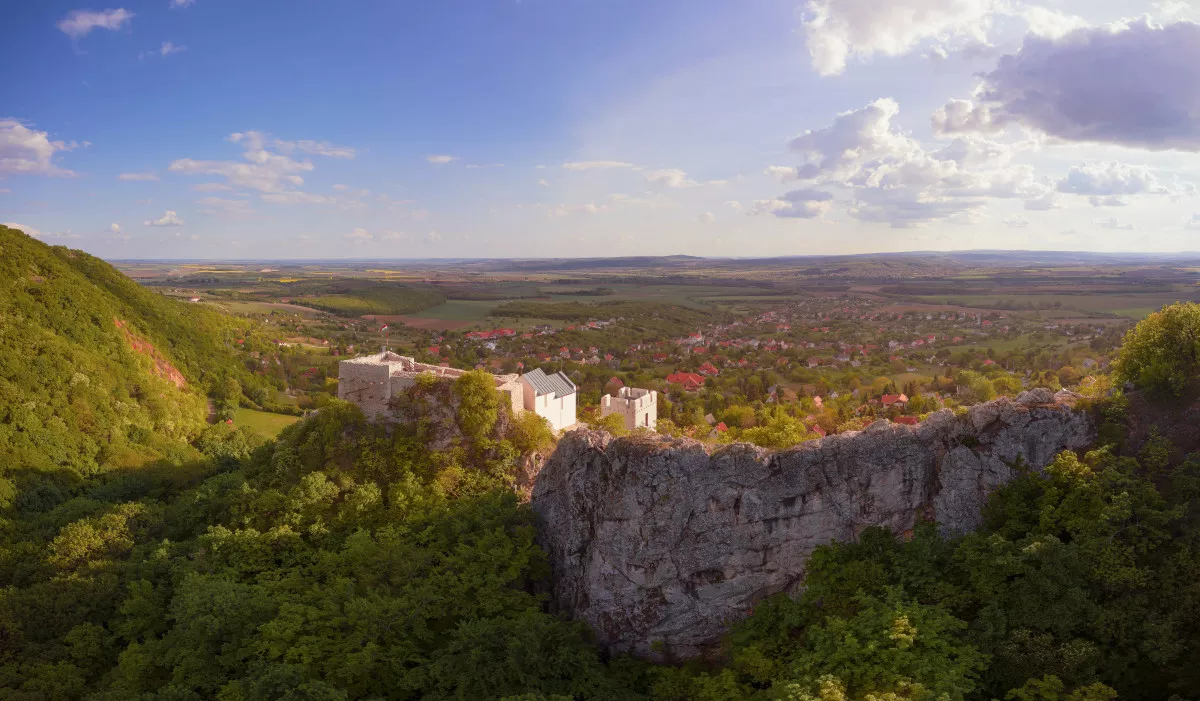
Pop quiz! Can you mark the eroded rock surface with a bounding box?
[530,392,1093,660]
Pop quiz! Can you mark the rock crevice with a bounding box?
[531,390,1093,660]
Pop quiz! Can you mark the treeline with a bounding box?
[287,281,446,316]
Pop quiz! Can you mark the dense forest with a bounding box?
[2,227,1199,700]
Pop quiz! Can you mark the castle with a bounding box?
[338,351,524,419]
[338,352,580,432]
[600,387,657,431]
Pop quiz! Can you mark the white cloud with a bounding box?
[766,165,801,182]
[1186,213,1200,230]
[967,19,1200,150]
[0,119,77,176]
[1003,215,1030,228]
[5,222,80,240]
[1020,6,1089,39]
[118,171,158,181]
[1056,161,1189,206]
[145,210,184,227]
[56,8,134,39]
[561,160,635,171]
[170,0,195,8]
[169,131,351,193]
[426,155,457,164]
[697,211,716,223]
[344,227,373,243]
[931,98,1000,136]
[192,182,230,192]
[726,200,743,212]
[801,0,996,76]
[160,41,186,57]
[538,178,550,186]
[752,188,834,219]
[1093,215,1134,230]
[646,168,699,188]
[332,183,350,191]
[109,222,121,233]
[465,163,505,169]
[1023,193,1061,211]
[769,97,1048,226]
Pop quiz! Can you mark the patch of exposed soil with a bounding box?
[113,318,188,389]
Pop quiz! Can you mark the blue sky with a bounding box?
[2,0,1199,259]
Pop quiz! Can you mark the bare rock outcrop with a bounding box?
[530,393,1093,660]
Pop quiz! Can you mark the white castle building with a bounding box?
[337,352,578,432]
[601,387,657,431]
[521,368,578,432]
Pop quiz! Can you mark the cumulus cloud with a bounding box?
[169,131,352,194]
[192,182,229,192]
[109,223,122,233]
[344,228,373,243]
[160,41,186,57]
[801,0,995,76]
[561,160,635,171]
[57,8,134,39]
[752,188,834,219]
[1003,215,1030,228]
[931,98,999,136]
[426,155,457,164]
[118,171,158,181]
[145,210,184,227]
[767,98,1050,226]
[537,178,550,186]
[1020,6,1089,39]
[1057,161,1189,206]
[967,19,1200,150]
[0,119,78,176]
[170,0,194,8]
[697,211,716,223]
[260,191,334,205]
[332,184,350,191]
[646,169,699,188]
[1093,215,1134,230]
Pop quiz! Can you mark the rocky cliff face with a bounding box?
[530,389,1093,660]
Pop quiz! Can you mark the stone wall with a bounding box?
[601,387,657,431]
[530,389,1093,661]
[338,351,521,420]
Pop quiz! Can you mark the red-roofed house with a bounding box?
[881,393,909,408]
[715,422,728,433]
[698,361,720,377]
[666,371,705,391]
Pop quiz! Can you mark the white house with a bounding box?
[601,387,656,431]
[522,368,577,432]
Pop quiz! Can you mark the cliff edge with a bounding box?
[530,389,1094,660]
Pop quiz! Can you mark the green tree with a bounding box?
[1113,302,1200,397]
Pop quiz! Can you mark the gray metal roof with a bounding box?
[522,367,576,398]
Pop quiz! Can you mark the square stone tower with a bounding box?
[600,387,657,431]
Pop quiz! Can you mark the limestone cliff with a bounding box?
[530,389,1093,660]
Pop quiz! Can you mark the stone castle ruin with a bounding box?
[338,351,523,418]
[601,387,657,431]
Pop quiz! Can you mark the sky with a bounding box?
[2,0,1199,260]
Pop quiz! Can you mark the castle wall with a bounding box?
[601,388,657,431]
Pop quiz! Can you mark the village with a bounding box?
[331,294,1124,443]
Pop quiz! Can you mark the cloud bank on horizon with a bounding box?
[1,0,1199,258]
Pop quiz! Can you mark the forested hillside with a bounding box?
[1,234,1198,701]
[0,225,259,485]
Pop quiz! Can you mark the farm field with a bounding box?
[233,407,302,439]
